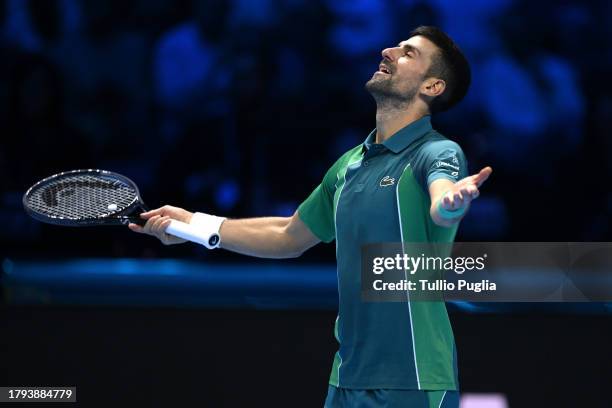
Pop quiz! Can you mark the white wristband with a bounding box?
[189,212,227,249]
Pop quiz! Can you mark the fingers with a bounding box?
[140,207,165,220]
[130,215,172,244]
[451,191,464,210]
[459,184,479,200]
[139,205,192,224]
[155,218,173,245]
[144,215,169,236]
[438,167,491,215]
[441,190,464,210]
[128,223,144,233]
[441,193,453,208]
[141,215,158,234]
[128,205,188,245]
[140,205,177,219]
[442,184,479,211]
[472,166,492,187]
[156,218,173,237]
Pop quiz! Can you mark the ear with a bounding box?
[421,78,446,98]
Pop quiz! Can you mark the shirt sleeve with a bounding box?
[297,154,349,243]
[419,139,469,191]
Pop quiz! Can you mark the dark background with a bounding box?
[0,0,611,407]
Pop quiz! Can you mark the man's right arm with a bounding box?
[128,206,320,259]
[129,149,355,258]
[218,211,320,258]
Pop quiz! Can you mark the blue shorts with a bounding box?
[324,385,459,408]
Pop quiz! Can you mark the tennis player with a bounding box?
[130,26,491,408]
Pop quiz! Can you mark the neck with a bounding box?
[374,99,428,144]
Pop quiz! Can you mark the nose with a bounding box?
[381,46,398,62]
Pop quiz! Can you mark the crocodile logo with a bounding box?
[380,176,395,187]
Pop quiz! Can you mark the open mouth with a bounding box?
[377,64,391,75]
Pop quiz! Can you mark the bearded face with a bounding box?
[365,36,436,105]
[365,64,421,103]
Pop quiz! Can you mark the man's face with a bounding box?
[365,35,437,103]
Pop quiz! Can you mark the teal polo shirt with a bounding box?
[298,115,468,390]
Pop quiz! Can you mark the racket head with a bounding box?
[23,169,146,226]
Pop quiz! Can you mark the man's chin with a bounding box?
[365,78,391,96]
[365,81,416,106]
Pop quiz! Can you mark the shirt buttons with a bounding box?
[363,161,369,167]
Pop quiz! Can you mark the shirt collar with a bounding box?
[363,115,433,154]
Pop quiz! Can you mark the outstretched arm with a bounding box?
[429,166,493,228]
[128,206,320,259]
[218,211,320,258]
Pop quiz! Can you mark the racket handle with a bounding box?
[165,220,220,249]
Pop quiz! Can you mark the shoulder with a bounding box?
[417,131,465,158]
[408,132,469,189]
[320,144,364,187]
[338,144,364,165]
[410,132,467,172]
[328,144,364,174]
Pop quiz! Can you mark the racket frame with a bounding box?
[23,169,148,227]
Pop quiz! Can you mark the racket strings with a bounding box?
[41,180,123,206]
[26,174,137,220]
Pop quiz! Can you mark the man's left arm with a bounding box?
[429,167,492,228]
[419,139,492,228]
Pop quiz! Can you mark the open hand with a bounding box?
[439,166,492,211]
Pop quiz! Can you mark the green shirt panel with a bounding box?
[297,146,363,243]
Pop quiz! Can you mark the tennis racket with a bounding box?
[22,169,220,249]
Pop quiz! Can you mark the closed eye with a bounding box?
[398,43,420,58]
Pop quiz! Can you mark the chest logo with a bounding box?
[379,176,395,187]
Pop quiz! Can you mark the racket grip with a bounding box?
[165,220,220,249]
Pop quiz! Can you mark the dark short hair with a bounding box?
[409,26,471,113]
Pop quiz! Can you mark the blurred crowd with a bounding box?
[1,0,610,258]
